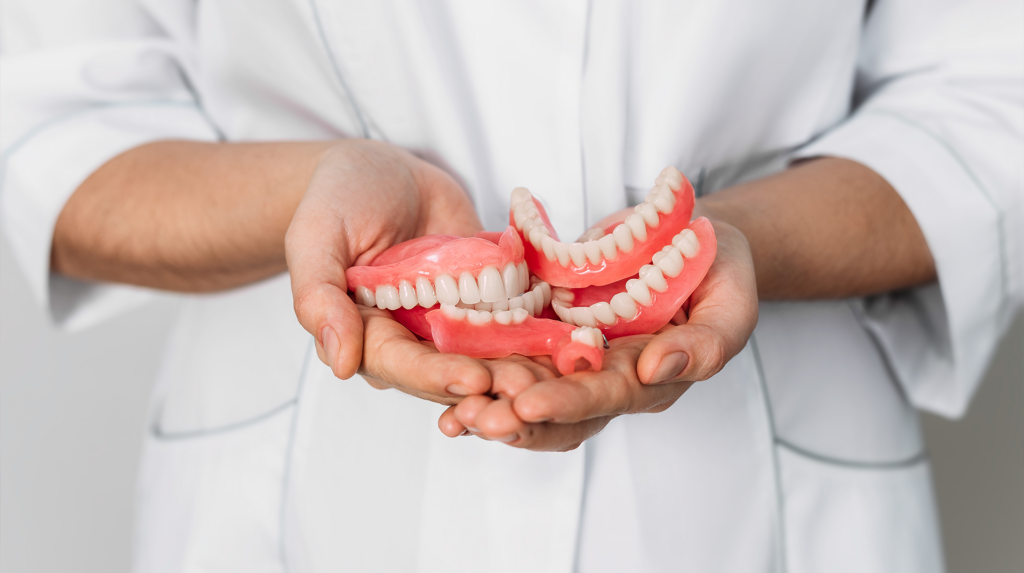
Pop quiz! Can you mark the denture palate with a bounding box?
[510,166,684,267]
[551,227,701,327]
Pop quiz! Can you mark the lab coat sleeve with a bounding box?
[793,0,1023,418]
[0,0,219,331]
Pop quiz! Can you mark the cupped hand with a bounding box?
[437,218,758,451]
[286,139,491,401]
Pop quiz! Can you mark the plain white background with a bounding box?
[1,229,1021,572]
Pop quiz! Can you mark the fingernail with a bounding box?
[446,383,470,396]
[496,433,518,443]
[321,326,339,369]
[459,429,471,437]
[650,352,688,384]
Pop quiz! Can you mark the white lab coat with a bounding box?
[2,1,1022,571]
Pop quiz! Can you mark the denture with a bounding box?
[344,167,716,376]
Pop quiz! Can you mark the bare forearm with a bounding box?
[52,140,332,292]
[698,157,936,299]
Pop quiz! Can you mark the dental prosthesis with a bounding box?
[345,167,717,376]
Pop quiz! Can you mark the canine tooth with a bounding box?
[435,274,460,305]
[612,224,635,251]
[477,266,505,302]
[355,286,375,307]
[502,264,520,298]
[458,272,481,305]
[511,187,532,204]
[541,236,557,261]
[475,301,493,311]
[655,247,684,277]
[590,302,618,325]
[610,293,638,319]
[625,213,648,242]
[570,306,598,327]
[415,277,436,307]
[467,309,493,325]
[375,285,401,310]
[639,264,668,292]
[597,235,619,259]
[532,285,547,310]
[492,298,509,312]
[522,291,537,316]
[517,262,530,293]
[568,243,587,267]
[398,280,418,309]
[583,241,603,264]
[551,287,574,304]
[539,282,552,306]
[553,241,571,267]
[651,184,676,213]
[673,228,701,258]
[494,310,513,325]
[509,296,525,310]
[511,308,529,324]
[552,302,574,324]
[626,278,652,306]
[636,203,660,227]
[528,226,547,250]
[441,303,467,320]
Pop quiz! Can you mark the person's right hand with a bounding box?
[286,139,494,402]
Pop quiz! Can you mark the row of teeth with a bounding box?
[510,166,684,267]
[355,262,530,310]
[440,303,604,349]
[551,228,701,327]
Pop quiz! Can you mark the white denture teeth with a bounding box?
[494,310,513,325]
[509,296,525,310]
[517,262,530,293]
[415,277,436,307]
[435,274,460,305]
[541,235,557,262]
[578,228,604,242]
[456,300,474,309]
[590,302,617,325]
[553,241,571,267]
[583,241,603,264]
[597,235,619,259]
[466,309,493,325]
[458,272,481,305]
[376,284,401,310]
[610,292,638,319]
[570,326,604,348]
[355,286,375,307]
[636,203,660,227]
[528,226,547,250]
[502,263,521,298]
[655,166,684,190]
[511,308,529,324]
[639,264,668,292]
[441,303,467,320]
[552,300,573,324]
[570,306,598,327]
[491,298,510,312]
[568,243,587,267]
[649,184,676,213]
[398,280,418,309]
[612,224,634,252]
[475,301,493,311]
[477,266,505,303]
[673,228,700,258]
[626,278,652,306]
[551,287,574,304]
[625,213,648,242]
[522,291,537,316]
[532,283,550,308]
[654,247,684,277]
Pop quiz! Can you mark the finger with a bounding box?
[438,405,467,437]
[453,395,497,434]
[511,416,613,452]
[481,357,550,400]
[472,398,524,443]
[361,311,491,401]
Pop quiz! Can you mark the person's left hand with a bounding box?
[437,218,758,451]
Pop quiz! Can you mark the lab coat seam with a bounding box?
[279,338,314,571]
[749,333,789,573]
[774,438,928,470]
[0,99,199,198]
[150,397,297,441]
[306,0,371,139]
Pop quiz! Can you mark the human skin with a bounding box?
[54,142,934,444]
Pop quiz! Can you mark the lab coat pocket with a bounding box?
[778,444,945,573]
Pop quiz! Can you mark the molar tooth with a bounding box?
[491,298,509,312]
[434,274,460,305]
[612,224,635,252]
[568,242,587,267]
[517,262,530,293]
[590,302,618,325]
[597,235,619,259]
[513,205,529,229]
[569,306,598,327]
[376,285,401,310]
[650,184,676,213]
[510,187,532,205]
[466,309,492,325]
[571,326,602,348]
[510,308,529,324]
[655,248,684,278]
[625,213,648,242]
[509,296,525,310]
[415,277,436,307]
[398,280,418,309]
[441,303,467,320]
[639,265,668,292]
[626,278,653,306]
[636,203,660,227]
[658,166,683,190]
[672,228,701,258]
[477,266,506,303]
[458,272,481,305]
[528,226,547,250]
[553,241,571,267]
[522,291,537,316]
[494,310,513,325]
[521,218,540,237]
[551,287,574,304]
[502,264,521,298]
[355,286,375,307]
[541,236,557,262]
[475,301,493,311]
[610,293,639,319]
[583,241,603,264]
